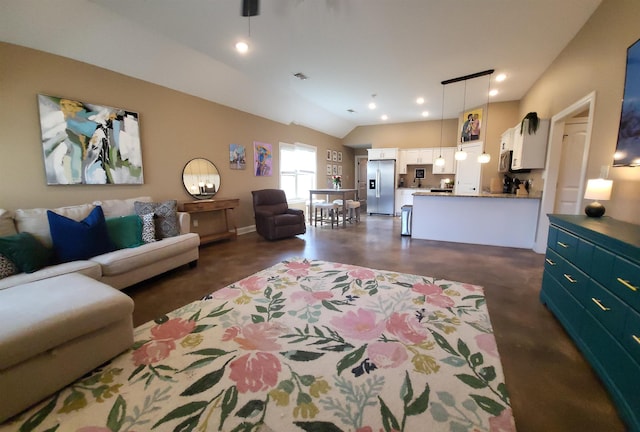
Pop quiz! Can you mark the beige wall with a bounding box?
[0,42,351,228]
[519,0,640,223]
[343,118,458,149]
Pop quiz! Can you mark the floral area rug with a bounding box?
[3,258,516,432]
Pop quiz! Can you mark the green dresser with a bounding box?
[540,215,640,432]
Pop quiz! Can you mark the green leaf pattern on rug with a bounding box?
[4,258,515,432]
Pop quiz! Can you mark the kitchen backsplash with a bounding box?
[398,164,454,188]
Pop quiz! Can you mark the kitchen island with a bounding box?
[411,191,541,249]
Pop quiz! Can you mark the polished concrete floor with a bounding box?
[126,215,626,432]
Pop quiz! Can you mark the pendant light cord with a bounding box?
[439,84,445,157]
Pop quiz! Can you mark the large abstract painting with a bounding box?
[37,95,144,184]
[614,38,640,166]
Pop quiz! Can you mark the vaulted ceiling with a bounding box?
[0,0,602,138]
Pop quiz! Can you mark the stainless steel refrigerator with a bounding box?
[367,159,395,215]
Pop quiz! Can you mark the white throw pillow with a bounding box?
[14,204,95,248]
[0,210,17,237]
[94,196,152,218]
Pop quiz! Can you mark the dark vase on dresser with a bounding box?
[540,214,640,432]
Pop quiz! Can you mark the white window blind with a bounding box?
[280,142,316,201]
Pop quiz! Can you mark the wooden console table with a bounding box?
[179,198,239,245]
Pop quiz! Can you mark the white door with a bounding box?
[454,142,483,195]
[356,156,368,202]
[553,119,588,214]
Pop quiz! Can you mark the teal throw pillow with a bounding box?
[0,232,52,273]
[106,215,143,249]
[47,205,115,263]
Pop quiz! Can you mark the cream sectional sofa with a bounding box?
[0,196,200,290]
[0,197,200,422]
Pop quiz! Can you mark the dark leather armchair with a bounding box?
[251,189,306,240]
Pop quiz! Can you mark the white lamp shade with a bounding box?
[454,149,467,160]
[584,178,613,201]
[477,152,491,164]
[434,156,445,166]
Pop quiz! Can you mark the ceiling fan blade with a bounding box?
[241,0,259,17]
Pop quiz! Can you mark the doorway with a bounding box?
[533,92,595,253]
[454,142,483,195]
[553,118,589,214]
[355,155,368,208]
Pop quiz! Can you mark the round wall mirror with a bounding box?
[182,158,221,200]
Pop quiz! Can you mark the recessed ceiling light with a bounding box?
[235,41,249,54]
[381,114,388,121]
[421,111,429,117]
[489,89,498,97]
[368,102,377,110]
[416,97,425,105]
[495,73,507,82]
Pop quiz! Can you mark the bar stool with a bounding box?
[346,200,361,222]
[314,202,337,228]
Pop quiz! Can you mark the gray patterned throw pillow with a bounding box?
[134,200,179,239]
[0,253,18,279]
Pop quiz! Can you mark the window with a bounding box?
[280,142,316,201]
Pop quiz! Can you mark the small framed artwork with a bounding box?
[332,151,338,162]
[337,151,343,162]
[326,164,332,175]
[338,165,343,175]
[333,164,338,175]
[326,149,332,161]
[415,168,425,179]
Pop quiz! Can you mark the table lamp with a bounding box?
[584,178,613,217]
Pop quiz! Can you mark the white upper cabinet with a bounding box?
[500,128,514,153]
[368,148,398,160]
[511,119,550,170]
[432,147,456,174]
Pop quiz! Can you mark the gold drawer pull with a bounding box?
[617,278,638,292]
[591,298,610,311]
[557,241,569,248]
[545,258,556,266]
[563,274,577,283]
[633,335,640,345]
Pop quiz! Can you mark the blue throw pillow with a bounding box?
[47,206,115,263]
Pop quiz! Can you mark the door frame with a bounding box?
[533,91,596,253]
[355,155,368,201]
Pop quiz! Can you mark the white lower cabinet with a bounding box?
[395,189,414,215]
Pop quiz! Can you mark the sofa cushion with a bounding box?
[0,273,134,371]
[48,206,115,263]
[106,215,143,249]
[0,232,52,273]
[0,254,18,279]
[0,260,101,291]
[134,200,179,239]
[14,204,94,248]
[90,233,200,276]
[94,196,152,218]
[0,210,16,237]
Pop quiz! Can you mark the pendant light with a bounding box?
[434,85,446,167]
[477,72,493,164]
[455,80,468,161]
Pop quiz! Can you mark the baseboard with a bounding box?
[238,225,256,235]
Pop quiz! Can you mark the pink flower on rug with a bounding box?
[150,318,196,341]
[348,268,376,280]
[132,340,175,366]
[476,333,499,358]
[489,408,516,432]
[291,290,334,304]
[76,428,114,432]
[285,261,312,277]
[222,326,240,341]
[367,341,408,368]
[330,308,384,341]
[386,312,429,344]
[211,287,240,300]
[233,322,283,351]
[461,283,483,293]
[229,352,281,393]
[412,283,455,308]
[238,275,265,293]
